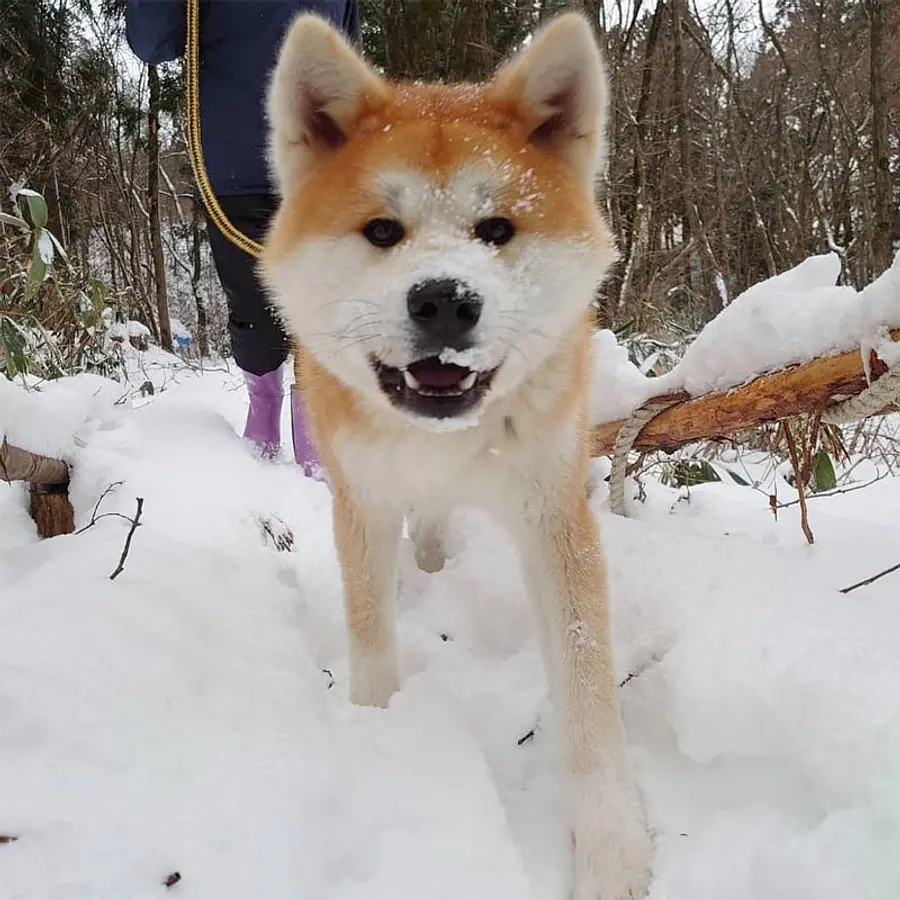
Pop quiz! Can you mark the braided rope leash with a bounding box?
[608,398,680,517]
[821,351,900,424]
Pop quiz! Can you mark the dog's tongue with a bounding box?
[408,358,469,388]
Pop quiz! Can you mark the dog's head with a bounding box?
[261,13,617,430]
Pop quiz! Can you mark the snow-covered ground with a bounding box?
[2,347,900,900]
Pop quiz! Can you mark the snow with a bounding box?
[170,318,192,341]
[129,320,152,339]
[438,346,493,371]
[589,329,681,424]
[107,319,151,345]
[674,252,900,396]
[2,351,900,899]
[589,251,900,424]
[0,371,125,461]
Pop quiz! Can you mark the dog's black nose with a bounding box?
[406,278,482,345]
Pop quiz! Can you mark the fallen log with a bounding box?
[1,439,74,538]
[0,439,69,485]
[591,329,900,456]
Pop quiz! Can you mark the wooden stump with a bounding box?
[1,439,73,538]
[29,483,75,538]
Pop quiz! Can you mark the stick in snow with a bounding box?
[840,562,900,595]
[109,497,144,581]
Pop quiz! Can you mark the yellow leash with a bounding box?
[184,0,306,389]
[184,0,264,259]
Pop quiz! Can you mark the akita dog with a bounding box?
[260,12,653,899]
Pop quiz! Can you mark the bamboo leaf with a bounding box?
[16,188,48,230]
[0,316,29,377]
[25,233,48,299]
[0,212,29,232]
[811,449,837,493]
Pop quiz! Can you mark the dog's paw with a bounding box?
[348,651,399,708]
[571,776,654,900]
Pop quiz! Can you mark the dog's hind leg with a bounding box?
[507,491,653,900]
[407,512,447,574]
[332,482,402,708]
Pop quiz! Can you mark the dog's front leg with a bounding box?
[332,483,402,708]
[511,493,653,900]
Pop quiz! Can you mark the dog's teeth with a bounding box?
[459,371,477,391]
[403,369,422,390]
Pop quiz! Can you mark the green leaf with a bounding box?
[714,465,750,486]
[88,277,108,307]
[671,459,721,487]
[0,316,29,378]
[25,230,48,298]
[36,228,55,265]
[811,449,837,493]
[16,188,48,230]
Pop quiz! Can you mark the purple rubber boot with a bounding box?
[242,367,284,460]
[291,385,326,481]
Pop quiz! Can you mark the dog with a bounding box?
[260,12,653,899]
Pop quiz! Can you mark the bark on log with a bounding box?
[0,439,69,484]
[591,330,900,456]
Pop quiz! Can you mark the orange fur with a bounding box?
[262,12,652,900]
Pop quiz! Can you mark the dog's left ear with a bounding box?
[489,13,609,186]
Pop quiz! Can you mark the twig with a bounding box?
[772,471,888,509]
[517,727,536,747]
[163,871,182,889]
[0,835,18,844]
[840,562,900,595]
[784,422,814,545]
[109,497,144,580]
[74,481,125,535]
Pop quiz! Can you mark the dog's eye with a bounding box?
[474,217,515,247]
[363,218,405,248]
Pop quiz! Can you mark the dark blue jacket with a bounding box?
[125,0,360,196]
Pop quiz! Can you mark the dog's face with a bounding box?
[261,14,617,430]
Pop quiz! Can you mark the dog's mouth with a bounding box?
[371,355,497,419]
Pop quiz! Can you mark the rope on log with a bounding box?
[0,439,69,485]
[821,356,900,424]
[601,330,900,517]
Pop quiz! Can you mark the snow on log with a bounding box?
[591,329,900,456]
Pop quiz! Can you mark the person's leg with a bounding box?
[206,195,320,473]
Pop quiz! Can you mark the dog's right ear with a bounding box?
[267,15,387,196]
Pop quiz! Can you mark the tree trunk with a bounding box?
[147,64,172,352]
[866,0,894,276]
[191,191,210,357]
[671,0,723,309]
